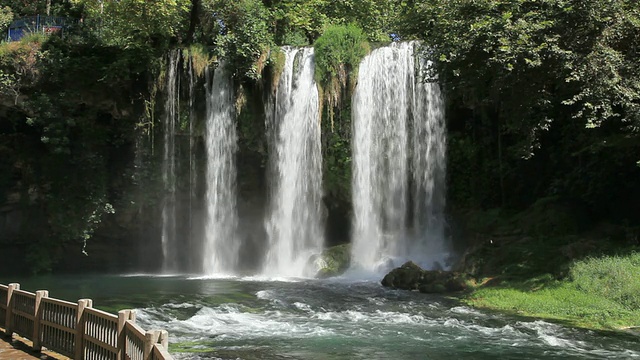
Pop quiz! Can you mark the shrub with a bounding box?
[183,44,212,77]
[313,24,369,121]
[266,46,286,92]
[570,253,640,311]
[0,33,46,103]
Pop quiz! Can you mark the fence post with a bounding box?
[158,330,168,350]
[144,330,160,360]
[32,290,48,351]
[117,310,131,360]
[5,283,19,337]
[75,298,92,360]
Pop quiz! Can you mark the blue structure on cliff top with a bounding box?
[7,15,76,42]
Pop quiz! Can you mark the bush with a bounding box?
[209,0,273,80]
[183,44,212,77]
[313,24,369,109]
[570,253,640,311]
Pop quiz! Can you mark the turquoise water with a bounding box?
[3,274,639,359]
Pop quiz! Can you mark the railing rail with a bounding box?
[0,284,7,327]
[10,288,37,341]
[40,296,78,357]
[124,320,146,360]
[84,307,118,360]
[1,283,173,360]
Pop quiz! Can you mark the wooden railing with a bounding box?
[1,283,173,360]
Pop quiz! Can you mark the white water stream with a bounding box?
[263,47,324,277]
[351,42,449,273]
[202,64,239,274]
[161,50,179,272]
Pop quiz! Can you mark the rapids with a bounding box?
[4,275,639,360]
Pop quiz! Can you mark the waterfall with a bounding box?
[411,57,448,268]
[161,51,179,272]
[187,56,198,252]
[264,47,324,277]
[351,42,448,272]
[202,63,239,274]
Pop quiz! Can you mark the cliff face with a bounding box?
[0,95,145,274]
[2,39,639,276]
[0,46,355,274]
[0,35,157,274]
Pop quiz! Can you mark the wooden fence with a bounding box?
[0,283,173,360]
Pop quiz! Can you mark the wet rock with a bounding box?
[315,243,351,278]
[380,261,424,289]
[381,261,474,294]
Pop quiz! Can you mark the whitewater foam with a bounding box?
[187,274,238,280]
[448,306,486,317]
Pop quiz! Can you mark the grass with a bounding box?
[570,253,640,310]
[464,253,640,330]
[169,340,216,354]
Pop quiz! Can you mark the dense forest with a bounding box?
[0,0,638,298]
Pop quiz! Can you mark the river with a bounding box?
[2,274,639,359]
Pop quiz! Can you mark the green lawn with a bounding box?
[464,253,640,330]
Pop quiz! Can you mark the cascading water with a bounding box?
[410,57,448,268]
[264,47,324,277]
[351,42,448,272]
[187,55,198,249]
[161,51,179,272]
[202,63,240,274]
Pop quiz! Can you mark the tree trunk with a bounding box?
[186,0,201,44]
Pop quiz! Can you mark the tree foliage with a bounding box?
[269,0,327,45]
[418,0,640,146]
[321,0,397,42]
[72,0,190,47]
[407,0,640,211]
[0,5,12,29]
[205,0,272,80]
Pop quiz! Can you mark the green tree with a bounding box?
[321,0,398,42]
[401,0,640,209]
[560,1,640,130]
[205,0,273,80]
[268,0,327,45]
[72,0,191,47]
[421,0,639,144]
[0,5,12,29]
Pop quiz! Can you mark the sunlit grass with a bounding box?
[466,253,640,330]
[169,340,216,353]
[570,252,640,311]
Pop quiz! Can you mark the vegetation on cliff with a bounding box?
[314,24,369,114]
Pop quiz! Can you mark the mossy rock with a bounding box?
[315,243,351,278]
[381,261,424,289]
[419,283,446,294]
[382,261,474,294]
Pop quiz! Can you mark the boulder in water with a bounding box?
[315,244,351,278]
[380,261,424,289]
[381,261,474,294]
